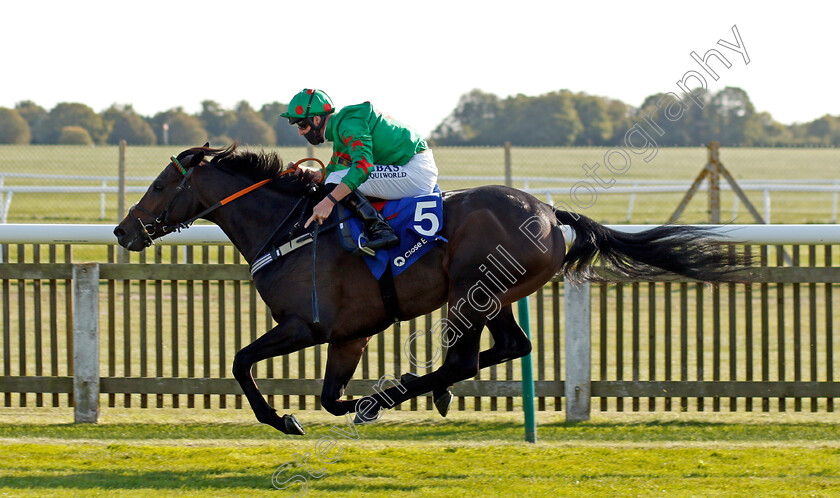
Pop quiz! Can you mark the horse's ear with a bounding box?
[182,151,205,169]
[203,142,210,148]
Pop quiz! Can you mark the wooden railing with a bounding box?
[1,229,839,423]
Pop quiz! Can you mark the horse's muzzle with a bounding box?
[113,225,149,252]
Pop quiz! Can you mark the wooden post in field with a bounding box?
[670,141,766,225]
[117,140,126,220]
[708,141,721,223]
[73,263,100,424]
[565,281,591,422]
[504,142,512,187]
[117,141,129,263]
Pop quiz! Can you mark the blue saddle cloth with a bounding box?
[340,186,446,280]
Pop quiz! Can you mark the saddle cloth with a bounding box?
[338,186,446,280]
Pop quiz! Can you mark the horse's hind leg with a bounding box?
[350,297,487,423]
[232,314,320,435]
[320,337,371,416]
[479,304,532,368]
[402,304,531,418]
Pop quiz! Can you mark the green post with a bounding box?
[517,296,537,443]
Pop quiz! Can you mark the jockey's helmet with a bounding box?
[280,89,335,124]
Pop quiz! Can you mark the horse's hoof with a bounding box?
[354,398,383,425]
[282,414,306,436]
[261,410,305,435]
[434,391,454,418]
[354,408,382,425]
[400,372,420,384]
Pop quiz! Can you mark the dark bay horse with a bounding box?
[114,144,739,435]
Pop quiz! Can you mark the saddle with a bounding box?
[336,187,447,321]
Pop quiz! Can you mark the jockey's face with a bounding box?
[297,115,320,136]
[299,115,327,145]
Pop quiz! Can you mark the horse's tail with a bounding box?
[554,210,740,283]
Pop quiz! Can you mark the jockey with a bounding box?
[281,89,438,251]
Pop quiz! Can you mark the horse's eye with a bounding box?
[153,183,164,192]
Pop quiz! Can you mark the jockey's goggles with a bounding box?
[289,117,310,129]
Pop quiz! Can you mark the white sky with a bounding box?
[1,0,836,137]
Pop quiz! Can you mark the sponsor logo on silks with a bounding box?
[394,256,406,267]
[368,164,408,180]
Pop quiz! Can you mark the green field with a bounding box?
[2,409,840,497]
[0,145,838,224]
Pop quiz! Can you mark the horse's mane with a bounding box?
[196,143,320,192]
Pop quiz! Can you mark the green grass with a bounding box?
[2,409,840,496]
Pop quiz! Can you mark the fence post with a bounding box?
[517,297,537,443]
[504,142,512,187]
[117,141,129,263]
[564,281,591,422]
[707,141,721,223]
[73,263,100,424]
[118,140,126,220]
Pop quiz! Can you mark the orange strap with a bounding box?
[292,157,326,184]
[218,157,326,206]
[220,178,274,206]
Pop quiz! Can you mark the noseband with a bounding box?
[128,156,195,248]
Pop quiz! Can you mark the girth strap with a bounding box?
[378,263,402,323]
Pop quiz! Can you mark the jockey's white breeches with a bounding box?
[325,149,438,200]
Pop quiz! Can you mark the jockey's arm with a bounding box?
[326,182,351,203]
[304,182,352,228]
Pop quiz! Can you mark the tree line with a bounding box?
[0,87,839,147]
[430,87,840,147]
[0,100,301,146]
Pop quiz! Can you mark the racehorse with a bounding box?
[114,143,741,435]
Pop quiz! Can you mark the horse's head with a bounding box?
[114,143,214,251]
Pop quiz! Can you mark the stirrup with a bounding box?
[355,234,376,256]
[363,227,399,251]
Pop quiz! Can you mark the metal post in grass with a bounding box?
[506,147,535,442]
[517,296,537,443]
[73,263,100,424]
[564,281,591,422]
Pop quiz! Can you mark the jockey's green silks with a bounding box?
[324,103,427,191]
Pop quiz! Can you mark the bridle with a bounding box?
[127,156,197,247]
[128,155,324,248]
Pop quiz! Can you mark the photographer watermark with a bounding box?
[403,242,526,369]
[270,372,404,496]
[553,24,749,219]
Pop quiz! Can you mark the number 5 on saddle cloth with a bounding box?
[337,185,447,281]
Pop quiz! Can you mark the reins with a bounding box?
[175,156,326,232]
[134,153,332,323]
[132,156,326,245]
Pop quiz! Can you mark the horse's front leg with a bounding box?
[319,337,371,416]
[232,314,320,435]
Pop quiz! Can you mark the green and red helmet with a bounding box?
[280,89,335,123]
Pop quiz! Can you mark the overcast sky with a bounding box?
[2,0,836,137]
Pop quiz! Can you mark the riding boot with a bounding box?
[340,190,399,251]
